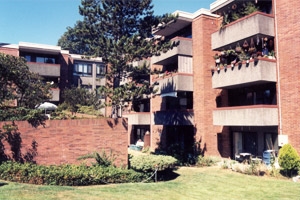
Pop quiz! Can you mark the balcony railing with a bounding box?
[212,58,276,89]
[151,37,192,65]
[73,76,106,86]
[213,105,278,126]
[123,112,150,125]
[27,62,61,77]
[211,12,274,50]
[153,73,193,94]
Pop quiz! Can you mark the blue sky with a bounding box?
[0,0,214,46]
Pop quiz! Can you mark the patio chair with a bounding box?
[235,154,243,162]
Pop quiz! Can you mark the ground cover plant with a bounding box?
[1,166,300,200]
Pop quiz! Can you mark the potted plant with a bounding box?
[213,53,221,66]
[245,56,250,64]
[218,64,222,71]
[268,51,276,59]
[210,66,215,74]
[238,60,242,68]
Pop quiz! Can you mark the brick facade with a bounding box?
[0,45,19,57]
[276,0,300,151]
[192,15,231,157]
[0,119,128,166]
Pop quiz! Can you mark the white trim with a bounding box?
[70,54,103,62]
[19,42,61,52]
[160,92,177,97]
[173,8,219,19]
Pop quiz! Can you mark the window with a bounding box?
[20,52,57,64]
[73,63,92,76]
[96,64,106,76]
[24,55,31,62]
[165,91,193,110]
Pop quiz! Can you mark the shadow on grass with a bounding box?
[0,182,8,187]
[157,170,180,182]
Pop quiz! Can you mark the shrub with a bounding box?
[77,105,103,116]
[196,156,220,167]
[0,161,147,186]
[278,144,300,177]
[129,154,177,173]
[77,151,116,167]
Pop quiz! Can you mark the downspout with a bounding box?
[274,0,282,135]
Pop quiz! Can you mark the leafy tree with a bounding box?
[58,0,177,114]
[0,53,51,125]
[62,87,102,114]
[57,21,91,55]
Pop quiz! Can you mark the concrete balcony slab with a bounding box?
[213,105,278,126]
[27,62,60,77]
[212,58,276,89]
[211,12,274,50]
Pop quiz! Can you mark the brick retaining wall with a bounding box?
[0,118,128,166]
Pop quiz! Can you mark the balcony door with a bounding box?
[233,132,257,156]
[233,132,243,155]
[243,132,257,156]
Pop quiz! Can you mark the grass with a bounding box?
[0,167,300,200]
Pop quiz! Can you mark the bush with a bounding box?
[196,156,220,167]
[278,144,300,177]
[77,151,116,167]
[77,105,103,116]
[129,154,177,173]
[0,161,147,186]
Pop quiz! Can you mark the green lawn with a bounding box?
[0,167,299,200]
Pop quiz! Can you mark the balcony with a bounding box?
[123,112,150,125]
[211,12,274,50]
[151,37,192,65]
[213,105,278,126]
[154,73,193,94]
[152,110,194,126]
[212,58,276,89]
[73,76,106,87]
[27,62,60,77]
[50,88,60,102]
[152,13,193,36]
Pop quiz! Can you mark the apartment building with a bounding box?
[210,0,279,158]
[127,0,300,158]
[123,59,152,147]
[208,0,300,158]
[0,42,106,114]
[1,0,299,159]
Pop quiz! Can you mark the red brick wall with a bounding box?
[192,15,230,157]
[276,0,300,151]
[0,119,128,166]
[0,46,19,57]
[151,125,164,150]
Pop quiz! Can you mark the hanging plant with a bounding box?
[248,37,256,53]
[243,40,249,49]
[232,4,237,10]
[213,54,221,63]
[235,42,242,53]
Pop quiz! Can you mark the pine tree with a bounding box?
[58,0,177,115]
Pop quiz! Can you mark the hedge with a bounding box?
[0,161,147,186]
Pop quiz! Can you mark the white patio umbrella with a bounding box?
[36,102,57,113]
